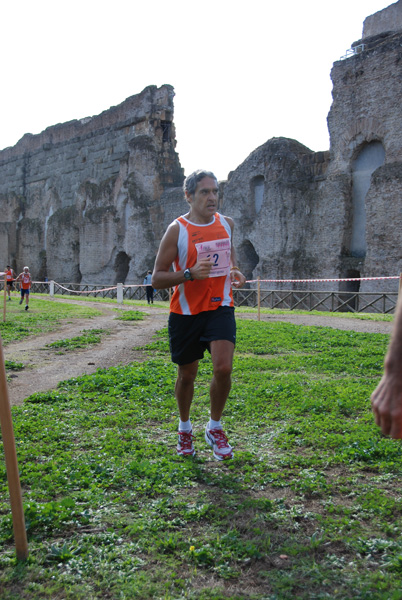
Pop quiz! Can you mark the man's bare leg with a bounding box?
[175,360,199,422]
[205,340,235,460]
[209,340,235,420]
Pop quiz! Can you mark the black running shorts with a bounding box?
[168,306,236,365]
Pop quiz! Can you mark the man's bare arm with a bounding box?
[152,223,213,289]
[225,217,246,289]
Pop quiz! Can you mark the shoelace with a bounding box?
[178,431,195,450]
[209,428,230,449]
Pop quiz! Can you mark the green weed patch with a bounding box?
[45,328,109,352]
[1,316,402,599]
[0,299,102,344]
[114,309,145,321]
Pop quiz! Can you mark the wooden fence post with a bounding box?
[3,273,7,323]
[257,277,261,321]
[0,334,28,560]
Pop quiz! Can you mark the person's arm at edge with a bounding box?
[371,293,402,438]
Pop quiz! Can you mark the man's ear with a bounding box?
[185,191,193,204]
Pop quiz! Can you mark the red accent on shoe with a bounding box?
[177,430,196,456]
[205,427,233,460]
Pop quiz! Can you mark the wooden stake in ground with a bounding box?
[0,333,28,560]
[3,272,6,323]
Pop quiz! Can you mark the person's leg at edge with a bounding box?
[205,340,235,459]
[25,291,29,310]
[175,360,199,456]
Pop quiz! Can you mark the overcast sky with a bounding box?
[0,0,393,181]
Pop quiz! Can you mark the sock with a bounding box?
[209,418,222,430]
[179,419,192,432]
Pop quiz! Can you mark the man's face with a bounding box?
[187,177,218,220]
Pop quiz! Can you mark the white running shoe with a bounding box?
[177,430,196,456]
[205,425,233,461]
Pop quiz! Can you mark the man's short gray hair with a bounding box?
[183,170,218,196]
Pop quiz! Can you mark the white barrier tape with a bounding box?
[55,283,118,294]
[35,275,402,296]
[53,283,148,294]
[247,276,400,284]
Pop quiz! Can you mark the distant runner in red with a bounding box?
[16,266,32,311]
[152,170,246,460]
[5,265,16,301]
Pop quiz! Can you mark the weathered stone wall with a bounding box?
[221,138,331,288]
[363,0,402,38]
[221,1,402,294]
[326,17,402,292]
[0,85,184,283]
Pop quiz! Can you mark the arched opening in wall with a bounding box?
[237,240,259,283]
[350,141,385,258]
[161,121,172,143]
[339,269,361,312]
[114,251,130,284]
[252,176,265,214]
[38,249,47,281]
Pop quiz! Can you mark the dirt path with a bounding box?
[5,300,169,406]
[4,299,392,407]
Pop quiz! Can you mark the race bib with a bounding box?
[195,238,231,278]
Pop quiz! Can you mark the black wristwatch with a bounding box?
[183,268,194,281]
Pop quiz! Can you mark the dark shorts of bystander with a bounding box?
[168,306,236,365]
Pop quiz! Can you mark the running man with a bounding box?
[152,169,246,460]
[16,266,32,311]
[5,265,16,300]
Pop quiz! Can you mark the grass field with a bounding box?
[0,300,401,599]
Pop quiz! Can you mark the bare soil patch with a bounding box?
[4,299,392,407]
[5,299,169,406]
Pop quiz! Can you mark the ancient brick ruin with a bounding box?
[221,0,402,294]
[0,85,185,283]
[0,1,401,290]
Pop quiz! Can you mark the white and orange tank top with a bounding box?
[20,273,31,289]
[170,213,234,315]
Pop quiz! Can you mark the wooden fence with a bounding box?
[233,288,398,314]
[9,282,398,314]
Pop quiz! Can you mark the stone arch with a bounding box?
[237,239,259,282]
[349,141,385,258]
[339,269,361,312]
[114,251,130,284]
[340,117,386,157]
